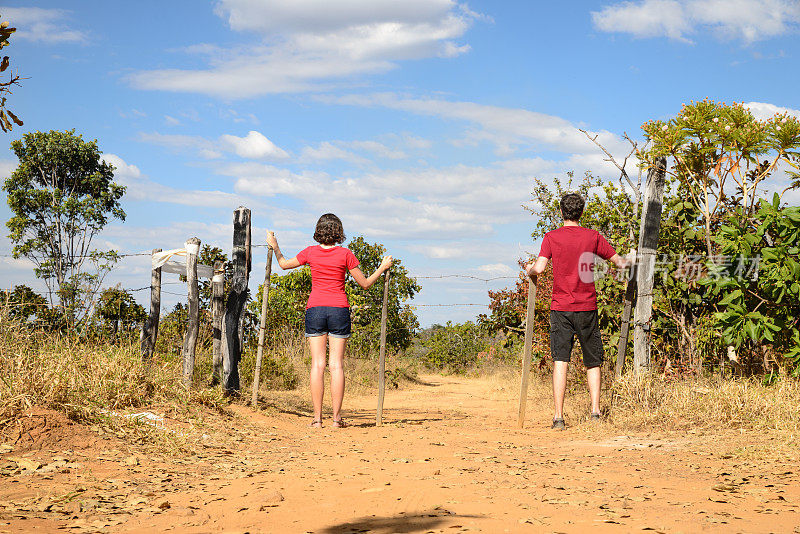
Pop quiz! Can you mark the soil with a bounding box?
[1,374,799,533]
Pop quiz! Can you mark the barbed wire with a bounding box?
[0,251,153,259]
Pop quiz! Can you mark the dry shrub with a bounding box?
[610,373,800,432]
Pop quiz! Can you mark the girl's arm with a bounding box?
[349,255,393,289]
[266,231,302,270]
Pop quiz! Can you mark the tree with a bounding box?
[345,236,421,354]
[1,284,46,323]
[4,130,126,323]
[96,286,146,338]
[0,12,22,133]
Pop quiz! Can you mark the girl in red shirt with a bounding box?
[266,214,392,428]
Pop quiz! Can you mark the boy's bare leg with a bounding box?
[308,334,328,423]
[328,337,347,422]
[587,365,601,415]
[552,361,568,419]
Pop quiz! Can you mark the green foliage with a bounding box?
[3,130,125,324]
[420,321,490,373]
[346,236,421,354]
[95,286,147,339]
[0,13,22,133]
[700,195,800,374]
[1,284,46,323]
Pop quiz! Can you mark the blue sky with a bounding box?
[1,0,799,326]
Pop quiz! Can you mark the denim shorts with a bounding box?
[305,306,351,339]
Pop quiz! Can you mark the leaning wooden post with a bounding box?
[182,237,201,386]
[223,207,251,395]
[517,272,538,428]
[376,268,391,427]
[141,248,162,360]
[633,157,666,376]
[615,262,638,377]
[210,261,225,385]
[251,247,274,407]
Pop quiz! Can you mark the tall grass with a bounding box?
[0,313,225,426]
[610,373,800,432]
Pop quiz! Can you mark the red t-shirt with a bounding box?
[539,226,617,311]
[296,245,360,308]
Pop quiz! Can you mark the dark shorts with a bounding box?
[305,306,351,339]
[549,310,604,368]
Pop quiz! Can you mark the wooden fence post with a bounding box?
[251,247,273,407]
[182,237,201,386]
[376,269,391,427]
[633,157,666,376]
[223,207,251,395]
[615,263,638,377]
[141,248,162,360]
[210,261,224,385]
[517,273,538,428]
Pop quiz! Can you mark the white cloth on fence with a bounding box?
[152,248,215,279]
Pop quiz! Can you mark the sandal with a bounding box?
[332,418,349,428]
[309,419,323,428]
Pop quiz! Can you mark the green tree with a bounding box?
[4,130,126,323]
[0,13,22,133]
[1,284,46,323]
[95,286,146,338]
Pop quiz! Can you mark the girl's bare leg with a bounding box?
[308,334,328,423]
[328,337,347,422]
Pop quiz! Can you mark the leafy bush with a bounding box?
[420,321,490,373]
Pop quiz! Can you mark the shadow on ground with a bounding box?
[315,510,481,533]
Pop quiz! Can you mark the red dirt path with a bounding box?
[1,374,798,533]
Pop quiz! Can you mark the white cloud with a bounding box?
[475,263,517,277]
[2,7,88,44]
[164,115,180,126]
[101,153,254,209]
[592,0,800,43]
[137,132,223,159]
[129,0,481,97]
[744,101,800,121]
[219,131,290,160]
[300,139,406,164]
[319,92,630,157]
[0,159,18,178]
[138,131,288,160]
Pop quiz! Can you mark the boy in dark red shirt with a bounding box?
[526,193,630,429]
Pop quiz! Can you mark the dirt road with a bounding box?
[1,374,798,533]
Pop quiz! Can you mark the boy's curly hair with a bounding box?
[560,193,585,222]
[313,213,345,245]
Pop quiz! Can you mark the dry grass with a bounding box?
[0,312,229,451]
[609,373,800,433]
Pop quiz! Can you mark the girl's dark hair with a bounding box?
[313,213,345,245]
[560,193,585,222]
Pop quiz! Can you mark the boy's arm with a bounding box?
[525,256,548,276]
[609,248,636,270]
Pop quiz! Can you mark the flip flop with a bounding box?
[332,418,349,428]
[309,419,323,428]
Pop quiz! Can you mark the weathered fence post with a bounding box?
[615,263,638,377]
[182,237,201,386]
[210,261,224,385]
[633,157,667,376]
[251,247,273,407]
[517,273,537,428]
[376,269,391,427]
[141,248,162,360]
[223,207,251,395]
